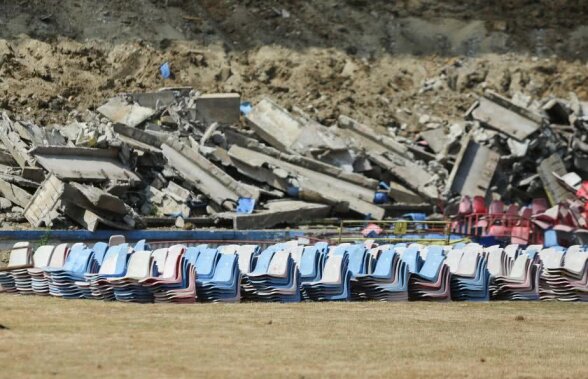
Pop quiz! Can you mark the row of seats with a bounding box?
[1,239,587,302]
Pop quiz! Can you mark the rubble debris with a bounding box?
[162,141,258,211]
[246,98,348,159]
[468,90,543,141]
[0,84,587,234]
[215,200,331,229]
[23,175,65,227]
[0,178,31,208]
[194,94,241,125]
[227,145,385,219]
[97,96,156,128]
[31,146,141,183]
[537,154,575,206]
[447,133,500,198]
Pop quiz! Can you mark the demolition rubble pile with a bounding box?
[0,87,586,231]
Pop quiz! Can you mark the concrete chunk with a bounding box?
[31,146,141,183]
[0,178,31,208]
[195,93,240,125]
[469,91,543,141]
[23,174,64,227]
[216,200,331,229]
[447,134,500,197]
[162,141,258,211]
[97,97,156,128]
[538,154,575,205]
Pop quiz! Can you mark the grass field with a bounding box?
[1,295,587,378]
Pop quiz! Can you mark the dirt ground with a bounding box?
[0,295,587,378]
[0,1,587,135]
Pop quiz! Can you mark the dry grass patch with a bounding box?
[0,295,587,378]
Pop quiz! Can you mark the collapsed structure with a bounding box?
[0,88,586,232]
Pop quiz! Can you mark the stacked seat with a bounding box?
[408,246,451,301]
[541,248,588,301]
[77,243,129,300]
[491,250,541,300]
[45,245,98,299]
[241,244,283,300]
[302,252,351,301]
[139,245,196,303]
[243,250,301,302]
[537,248,566,300]
[13,245,55,295]
[29,244,69,295]
[351,247,409,301]
[0,242,33,293]
[196,250,241,302]
[110,250,160,303]
[449,245,490,301]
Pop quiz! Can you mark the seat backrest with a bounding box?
[538,248,564,270]
[150,248,168,274]
[458,195,472,215]
[562,249,588,274]
[211,253,238,282]
[161,248,183,278]
[321,255,344,284]
[456,251,479,277]
[489,200,504,215]
[48,244,69,268]
[347,245,368,276]
[32,245,55,268]
[109,235,125,247]
[372,250,396,277]
[133,239,149,252]
[250,250,276,275]
[267,251,290,278]
[418,251,445,280]
[299,247,320,277]
[401,247,421,273]
[532,198,548,215]
[445,249,464,273]
[8,242,31,267]
[195,248,220,278]
[125,251,153,279]
[69,248,95,274]
[92,242,110,265]
[509,255,529,280]
[472,196,486,214]
[487,249,505,276]
[99,244,129,275]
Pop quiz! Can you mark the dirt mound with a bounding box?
[0,1,587,130]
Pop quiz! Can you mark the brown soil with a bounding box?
[0,1,587,133]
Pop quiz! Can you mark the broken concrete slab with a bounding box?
[131,89,184,109]
[224,129,379,189]
[246,98,347,156]
[338,115,408,155]
[0,114,37,168]
[388,181,425,204]
[194,93,240,125]
[68,182,128,215]
[162,141,258,211]
[97,96,156,128]
[113,123,164,152]
[228,145,385,219]
[216,200,331,230]
[0,178,31,208]
[62,202,133,232]
[23,174,64,227]
[468,90,543,141]
[537,154,576,206]
[31,146,141,183]
[446,134,500,198]
[367,152,439,202]
[163,181,192,203]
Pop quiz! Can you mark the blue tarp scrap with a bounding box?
[236,198,256,214]
[160,62,171,79]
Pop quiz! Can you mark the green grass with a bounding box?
[1,295,587,378]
